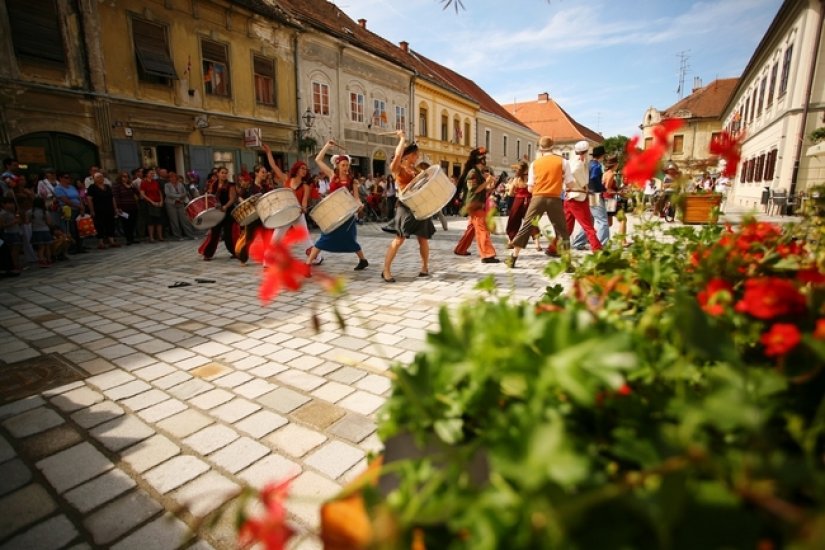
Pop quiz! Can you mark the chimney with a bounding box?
[358,18,366,29]
[538,92,549,103]
[692,76,703,93]
[399,41,409,53]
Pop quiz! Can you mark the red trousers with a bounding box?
[564,199,602,251]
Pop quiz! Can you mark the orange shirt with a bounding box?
[531,155,564,197]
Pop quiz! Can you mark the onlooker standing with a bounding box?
[53,172,86,253]
[87,172,120,249]
[139,169,165,242]
[132,167,147,241]
[112,172,139,245]
[164,171,195,240]
[0,196,23,272]
[28,196,54,267]
[37,169,61,226]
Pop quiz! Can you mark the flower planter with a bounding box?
[679,193,722,224]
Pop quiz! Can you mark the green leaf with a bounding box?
[434,418,464,444]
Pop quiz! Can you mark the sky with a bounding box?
[332,0,784,139]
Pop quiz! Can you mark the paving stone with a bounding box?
[0,435,14,463]
[328,414,377,444]
[63,468,136,513]
[137,398,188,423]
[0,395,45,420]
[76,357,116,375]
[286,354,325,372]
[234,356,270,372]
[183,424,239,455]
[287,471,342,530]
[120,434,181,473]
[154,348,195,363]
[190,363,233,380]
[212,371,254,388]
[166,378,212,400]
[210,398,260,423]
[17,424,83,461]
[190,388,235,410]
[171,470,241,519]
[83,489,163,545]
[311,381,356,403]
[41,380,85,397]
[111,352,156,372]
[2,407,65,438]
[275,369,326,392]
[355,374,392,395]
[337,390,386,416]
[234,410,288,438]
[0,458,30,497]
[144,455,210,494]
[0,514,78,550]
[191,341,235,357]
[119,389,169,411]
[96,343,137,360]
[90,415,154,452]
[304,440,366,480]
[292,400,346,430]
[265,424,326,458]
[175,355,211,370]
[209,437,269,474]
[70,400,125,429]
[131,362,176,381]
[238,454,302,490]
[0,483,56,537]
[133,339,175,354]
[258,387,310,414]
[234,378,277,399]
[102,380,152,401]
[326,366,368,385]
[156,409,214,439]
[86,371,138,394]
[36,442,114,493]
[152,371,193,389]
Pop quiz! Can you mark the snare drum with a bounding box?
[399,165,455,220]
[185,194,224,229]
[256,189,301,229]
[232,193,262,226]
[309,188,359,234]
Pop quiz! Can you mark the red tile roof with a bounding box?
[662,78,739,119]
[501,93,603,143]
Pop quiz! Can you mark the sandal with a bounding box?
[168,281,191,288]
[418,272,430,277]
[381,272,396,283]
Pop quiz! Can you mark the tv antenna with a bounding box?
[676,50,690,98]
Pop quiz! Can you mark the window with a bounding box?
[484,130,491,152]
[765,149,778,180]
[711,132,721,146]
[441,114,448,141]
[419,107,428,137]
[6,0,65,65]
[516,139,521,159]
[644,137,653,149]
[749,94,756,124]
[743,97,750,127]
[464,122,470,146]
[503,136,508,156]
[312,81,329,116]
[395,106,406,131]
[253,55,275,105]
[757,77,766,116]
[372,99,387,128]
[767,63,778,106]
[527,144,533,160]
[453,119,462,143]
[755,154,765,181]
[132,18,177,84]
[779,45,793,96]
[672,135,684,154]
[202,39,230,96]
[350,92,365,123]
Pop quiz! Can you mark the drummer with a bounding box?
[380,131,435,282]
[198,166,237,260]
[305,140,369,271]
[235,163,268,264]
[272,161,323,266]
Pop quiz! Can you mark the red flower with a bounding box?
[760,323,801,357]
[709,131,744,178]
[651,118,684,147]
[617,383,633,396]
[734,277,806,320]
[622,137,666,187]
[238,478,295,550]
[697,278,734,316]
[814,319,825,340]
[257,226,311,304]
[797,266,825,285]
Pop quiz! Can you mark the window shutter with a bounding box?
[6,0,64,64]
[132,18,177,79]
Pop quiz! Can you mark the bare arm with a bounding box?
[262,143,287,185]
[389,130,406,176]
[314,140,336,179]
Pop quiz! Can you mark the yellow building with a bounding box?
[1,0,299,180]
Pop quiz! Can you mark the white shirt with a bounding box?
[566,154,589,201]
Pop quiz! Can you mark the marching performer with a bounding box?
[198,167,237,260]
[305,140,368,271]
[273,161,323,265]
[380,131,436,282]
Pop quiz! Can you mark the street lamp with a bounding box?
[297,107,317,161]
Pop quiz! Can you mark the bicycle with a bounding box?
[652,191,676,223]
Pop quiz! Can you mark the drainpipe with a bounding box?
[293,32,301,166]
[791,0,825,195]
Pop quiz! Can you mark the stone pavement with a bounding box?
[0,207,801,549]
[0,217,556,550]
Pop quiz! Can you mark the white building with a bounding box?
[723,0,825,210]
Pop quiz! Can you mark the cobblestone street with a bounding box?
[0,219,554,549]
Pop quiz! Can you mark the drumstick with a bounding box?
[376,131,398,136]
[329,140,347,152]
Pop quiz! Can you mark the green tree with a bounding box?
[602,135,629,158]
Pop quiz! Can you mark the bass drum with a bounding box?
[309,188,359,234]
[256,189,301,229]
[399,165,454,220]
[185,194,224,229]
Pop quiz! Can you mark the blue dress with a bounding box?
[314,177,361,253]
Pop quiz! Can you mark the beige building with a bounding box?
[1,0,301,180]
[640,78,739,179]
[723,0,825,210]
